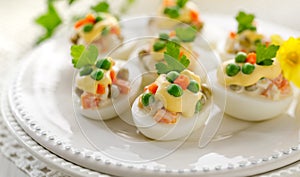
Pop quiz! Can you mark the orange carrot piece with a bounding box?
[169,31,176,37]
[163,0,175,7]
[148,83,158,94]
[229,31,236,39]
[96,84,106,94]
[110,69,116,82]
[246,52,256,64]
[190,10,199,22]
[74,14,95,29]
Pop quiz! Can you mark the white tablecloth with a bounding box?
[0,0,300,176]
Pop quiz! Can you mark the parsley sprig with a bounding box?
[71,45,98,69]
[91,1,110,13]
[256,44,279,66]
[235,11,256,34]
[164,0,189,18]
[155,41,190,74]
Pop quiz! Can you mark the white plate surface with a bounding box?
[4,15,300,177]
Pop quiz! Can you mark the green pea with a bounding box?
[79,66,93,76]
[242,63,255,75]
[159,33,169,40]
[90,69,104,81]
[167,84,183,97]
[166,71,179,83]
[195,100,202,113]
[163,6,180,18]
[141,93,154,107]
[187,80,199,93]
[153,40,166,51]
[95,16,104,23]
[83,24,93,33]
[235,52,247,63]
[96,58,111,70]
[226,63,240,77]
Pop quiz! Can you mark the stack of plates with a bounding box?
[2,15,300,177]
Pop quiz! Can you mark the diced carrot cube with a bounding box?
[229,31,236,39]
[174,75,190,90]
[246,52,256,64]
[96,84,106,94]
[190,10,199,22]
[148,83,158,94]
[110,69,116,82]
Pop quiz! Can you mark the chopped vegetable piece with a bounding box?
[96,58,111,70]
[242,63,255,75]
[164,6,180,18]
[159,33,169,40]
[229,31,236,39]
[95,16,104,22]
[174,74,189,90]
[153,40,166,51]
[79,66,93,76]
[83,24,94,32]
[114,79,130,94]
[189,9,198,22]
[74,14,95,29]
[147,83,159,94]
[167,84,183,97]
[235,52,247,63]
[166,71,180,83]
[90,69,104,81]
[96,84,106,94]
[195,100,202,113]
[141,93,155,106]
[246,52,256,64]
[110,69,116,81]
[153,109,178,124]
[187,80,199,93]
[226,63,240,77]
[91,1,110,13]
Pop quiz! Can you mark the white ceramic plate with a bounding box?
[4,15,300,177]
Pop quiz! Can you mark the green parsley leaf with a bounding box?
[71,45,98,69]
[155,41,190,74]
[175,26,197,42]
[91,1,110,13]
[176,0,188,8]
[35,0,62,44]
[235,11,256,34]
[256,44,279,66]
[164,6,180,18]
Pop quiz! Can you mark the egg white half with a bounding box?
[209,70,293,121]
[131,97,211,141]
[74,60,142,121]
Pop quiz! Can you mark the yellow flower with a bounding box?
[276,37,300,87]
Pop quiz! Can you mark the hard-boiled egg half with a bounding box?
[212,45,293,121]
[150,0,203,31]
[132,41,211,141]
[138,26,198,72]
[71,11,122,53]
[71,45,141,120]
[217,11,269,61]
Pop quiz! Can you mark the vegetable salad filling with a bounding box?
[218,44,292,100]
[225,11,269,54]
[161,0,204,31]
[71,12,122,50]
[138,41,208,124]
[71,45,130,110]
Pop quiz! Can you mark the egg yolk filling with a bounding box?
[139,69,207,124]
[75,57,130,109]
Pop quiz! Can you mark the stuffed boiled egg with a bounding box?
[217,11,269,61]
[71,12,122,53]
[138,26,198,71]
[71,45,141,120]
[212,44,293,121]
[132,41,211,140]
[150,0,203,31]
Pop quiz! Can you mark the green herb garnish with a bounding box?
[155,41,190,74]
[176,0,188,8]
[91,1,110,13]
[164,6,180,18]
[256,44,279,66]
[35,0,62,44]
[235,11,256,34]
[71,45,98,69]
[175,26,197,42]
